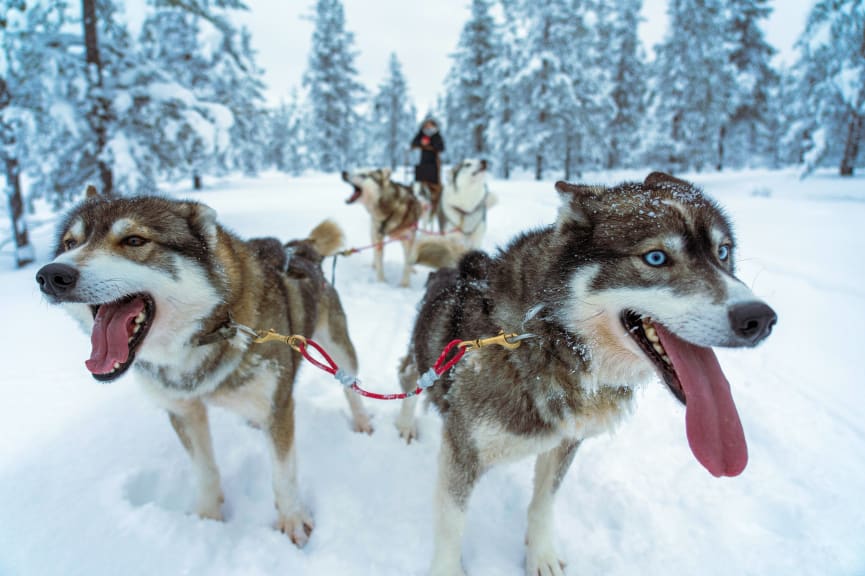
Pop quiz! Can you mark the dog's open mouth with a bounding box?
[345,185,362,204]
[622,310,748,477]
[86,294,155,382]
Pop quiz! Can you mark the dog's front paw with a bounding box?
[195,497,224,522]
[277,509,315,547]
[352,413,374,435]
[395,414,418,444]
[525,544,565,576]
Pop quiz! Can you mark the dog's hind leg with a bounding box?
[166,400,224,521]
[268,388,315,547]
[525,439,580,576]
[395,354,419,443]
[430,432,481,576]
[313,290,373,434]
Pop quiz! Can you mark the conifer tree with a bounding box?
[367,53,416,170]
[723,0,779,168]
[303,0,364,171]
[650,0,734,172]
[791,0,865,176]
[444,0,498,161]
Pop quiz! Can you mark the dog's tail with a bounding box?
[412,236,468,270]
[307,219,345,257]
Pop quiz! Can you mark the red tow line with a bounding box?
[250,329,526,401]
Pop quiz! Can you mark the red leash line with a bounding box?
[293,336,465,400]
[249,327,529,401]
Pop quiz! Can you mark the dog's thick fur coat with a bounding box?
[36,190,372,545]
[396,172,777,575]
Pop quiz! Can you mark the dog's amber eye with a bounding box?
[63,238,77,251]
[122,235,149,247]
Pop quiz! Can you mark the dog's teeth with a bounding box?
[662,354,671,365]
[133,324,141,334]
[135,311,146,324]
[645,325,659,342]
[653,343,665,356]
[128,337,133,343]
[113,362,121,370]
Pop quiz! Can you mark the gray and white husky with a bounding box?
[439,158,494,250]
[36,187,372,546]
[395,172,777,575]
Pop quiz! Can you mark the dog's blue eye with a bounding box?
[643,250,668,267]
[123,236,149,247]
[718,244,731,261]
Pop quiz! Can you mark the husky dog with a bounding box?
[341,168,464,285]
[395,172,777,575]
[439,158,494,250]
[36,187,372,546]
[342,168,423,287]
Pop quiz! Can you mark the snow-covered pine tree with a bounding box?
[790,0,865,176]
[366,53,416,170]
[487,0,521,179]
[2,1,89,207]
[650,0,735,172]
[598,0,646,169]
[512,0,607,180]
[209,26,267,176]
[723,0,779,169]
[443,0,499,162]
[303,0,364,172]
[1,0,33,267]
[138,8,229,190]
[268,89,308,176]
[147,0,266,183]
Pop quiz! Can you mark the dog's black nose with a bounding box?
[36,263,79,296]
[729,301,777,344]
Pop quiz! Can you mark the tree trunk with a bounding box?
[717,124,726,172]
[535,154,543,181]
[564,139,571,182]
[0,79,33,267]
[193,171,202,190]
[82,0,113,196]
[840,112,862,177]
[5,152,33,267]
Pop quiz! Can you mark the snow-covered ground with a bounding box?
[1,168,863,576]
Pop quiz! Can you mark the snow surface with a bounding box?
[1,168,863,576]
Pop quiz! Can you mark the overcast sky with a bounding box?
[238,0,816,111]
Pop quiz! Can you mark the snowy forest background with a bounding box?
[1,0,864,266]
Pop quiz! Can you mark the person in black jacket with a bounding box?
[411,118,446,225]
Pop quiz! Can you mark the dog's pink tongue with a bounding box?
[655,325,748,477]
[85,298,145,375]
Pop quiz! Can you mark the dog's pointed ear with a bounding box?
[85,184,101,199]
[644,171,690,188]
[183,202,219,249]
[554,181,600,227]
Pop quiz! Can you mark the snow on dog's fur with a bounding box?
[36,187,372,546]
[396,172,777,575]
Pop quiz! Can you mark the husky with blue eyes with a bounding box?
[395,172,777,576]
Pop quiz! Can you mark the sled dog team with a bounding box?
[37,168,776,575]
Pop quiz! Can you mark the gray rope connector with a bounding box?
[334,368,357,388]
[417,368,438,390]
